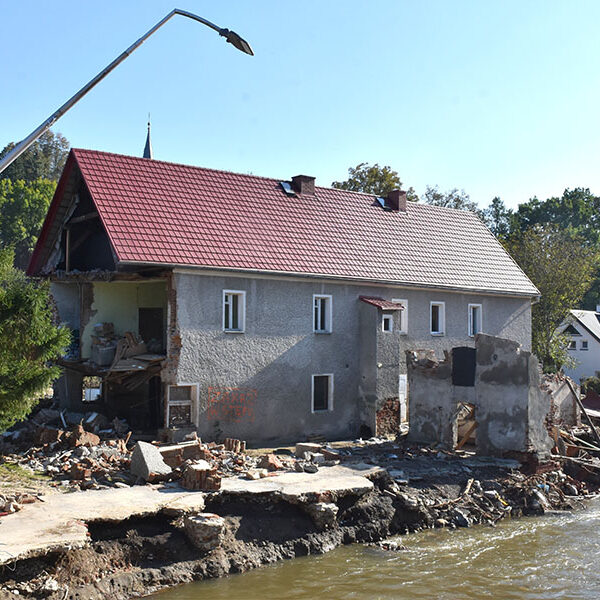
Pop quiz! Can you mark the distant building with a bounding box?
[560,308,600,383]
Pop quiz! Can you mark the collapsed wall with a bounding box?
[406,334,575,457]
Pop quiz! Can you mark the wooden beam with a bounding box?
[565,378,600,448]
[456,421,478,450]
[67,211,99,225]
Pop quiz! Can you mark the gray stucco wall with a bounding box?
[172,271,533,445]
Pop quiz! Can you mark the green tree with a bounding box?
[332,162,418,200]
[0,249,70,432]
[481,196,513,239]
[511,188,600,309]
[0,130,69,183]
[422,185,480,213]
[0,179,56,269]
[504,225,598,372]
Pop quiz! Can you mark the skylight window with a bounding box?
[280,181,296,196]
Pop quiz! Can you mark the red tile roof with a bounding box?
[30,149,539,296]
[360,296,404,310]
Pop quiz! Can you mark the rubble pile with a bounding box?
[0,492,38,516]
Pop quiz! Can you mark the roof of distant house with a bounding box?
[29,148,539,296]
[565,310,600,344]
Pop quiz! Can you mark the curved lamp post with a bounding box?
[0,8,253,174]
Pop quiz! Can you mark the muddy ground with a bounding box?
[0,440,592,600]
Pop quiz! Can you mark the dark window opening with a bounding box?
[313,375,330,411]
[431,305,440,332]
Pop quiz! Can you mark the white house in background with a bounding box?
[561,307,600,383]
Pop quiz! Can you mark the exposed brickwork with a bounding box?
[376,397,400,436]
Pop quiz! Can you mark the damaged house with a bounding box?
[28,148,539,444]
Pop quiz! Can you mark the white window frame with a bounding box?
[313,294,332,333]
[223,290,246,333]
[581,340,589,351]
[382,314,393,332]
[166,383,198,427]
[430,301,445,336]
[468,303,483,337]
[568,340,577,350]
[392,298,408,334]
[311,373,334,413]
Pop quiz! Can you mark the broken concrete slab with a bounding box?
[0,486,207,565]
[130,441,172,481]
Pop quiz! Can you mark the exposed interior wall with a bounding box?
[541,374,580,428]
[80,281,167,357]
[407,334,553,457]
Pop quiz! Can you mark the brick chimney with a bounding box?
[291,174,315,196]
[386,189,407,212]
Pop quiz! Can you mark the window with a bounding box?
[312,374,333,412]
[382,314,393,332]
[167,384,197,427]
[223,290,246,332]
[313,295,332,333]
[468,304,483,337]
[392,299,408,334]
[568,340,577,350]
[581,340,589,351]
[430,301,445,335]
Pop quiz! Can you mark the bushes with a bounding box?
[0,249,70,431]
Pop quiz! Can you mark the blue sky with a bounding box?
[1,1,599,209]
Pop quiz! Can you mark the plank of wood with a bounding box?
[565,378,600,448]
[456,421,478,450]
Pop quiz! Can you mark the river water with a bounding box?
[149,501,600,600]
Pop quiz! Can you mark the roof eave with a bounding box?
[117,259,541,298]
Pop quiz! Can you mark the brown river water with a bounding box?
[149,500,600,600]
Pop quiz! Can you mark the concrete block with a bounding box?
[295,442,322,457]
[184,513,225,551]
[304,502,339,530]
[130,441,172,481]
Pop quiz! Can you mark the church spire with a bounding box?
[143,117,153,159]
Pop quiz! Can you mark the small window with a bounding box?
[392,299,408,334]
[313,295,332,333]
[167,384,196,427]
[468,304,483,337]
[430,302,445,335]
[568,340,577,350]
[382,314,393,332]
[223,290,246,332]
[581,340,589,351]
[312,374,333,412]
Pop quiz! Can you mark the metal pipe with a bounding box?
[0,8,253,175]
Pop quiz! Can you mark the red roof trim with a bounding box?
[359,296,404,310]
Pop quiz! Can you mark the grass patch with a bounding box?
[0,462,50,483]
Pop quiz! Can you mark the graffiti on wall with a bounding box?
[206,387,257,423]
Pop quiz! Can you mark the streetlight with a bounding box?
[0,8,253,174]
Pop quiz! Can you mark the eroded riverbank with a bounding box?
[0,441,592,600]
[148,498,600,600]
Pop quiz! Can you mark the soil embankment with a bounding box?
[0,439,591,600]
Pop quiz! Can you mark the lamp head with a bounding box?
[219,28,254,55]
